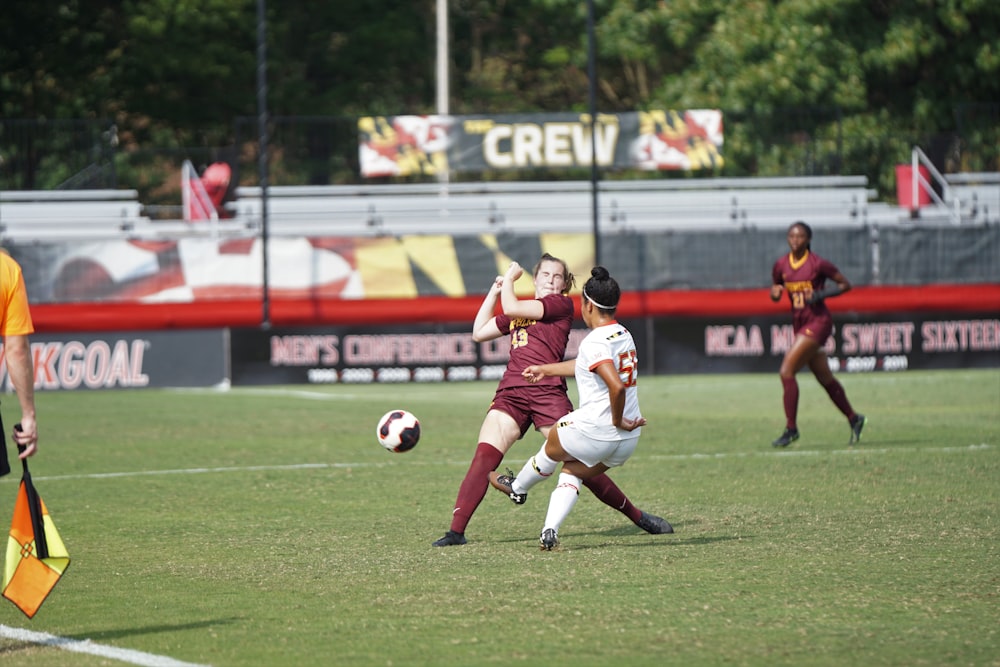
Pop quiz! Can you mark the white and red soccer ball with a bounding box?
[376,410,420,453]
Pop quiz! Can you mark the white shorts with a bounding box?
[556,419,639,468]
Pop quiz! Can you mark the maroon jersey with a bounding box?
[772,250,840,340]
[494,293,574,390]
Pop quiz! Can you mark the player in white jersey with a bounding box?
[489,266,651,550]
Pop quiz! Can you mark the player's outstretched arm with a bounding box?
[522,359,576,382]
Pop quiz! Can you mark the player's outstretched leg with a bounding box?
[489,447,558,503]
[582,474,673,534]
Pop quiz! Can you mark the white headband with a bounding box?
[583,287,617,311]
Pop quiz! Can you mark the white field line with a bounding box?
[0,624,210,667]
[168,386,490,401]
[9,443,994,484]
[167,386,358,400]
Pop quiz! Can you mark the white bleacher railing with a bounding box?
[944,171,1000,225]
[908,146,961,225]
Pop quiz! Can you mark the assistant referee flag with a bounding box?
[2,457,70,618]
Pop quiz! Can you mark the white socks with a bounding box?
[510,447,558,495]
[543,472,581,534]
[509,447,581,540]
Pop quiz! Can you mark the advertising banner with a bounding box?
[9,329,228,391]
[230,325,590,386]
[230,313,998,386]
[358,110,724,177]
[640,313,1000,375]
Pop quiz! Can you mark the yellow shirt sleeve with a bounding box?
[0,253,35,336]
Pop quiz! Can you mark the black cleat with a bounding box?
[636,511,674,534]
[849,414,867,444]
[772,427,800,447]
[432,530,467,547]
[539,528,559,551]
[488,469,527,505]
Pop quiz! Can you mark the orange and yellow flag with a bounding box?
[3,475,70,618]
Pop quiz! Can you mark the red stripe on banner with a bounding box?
[617,284,1000,318]
[30,284,1000,333]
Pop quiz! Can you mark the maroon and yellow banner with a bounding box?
[358,110,724,177]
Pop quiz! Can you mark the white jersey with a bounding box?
[567,321,641,441]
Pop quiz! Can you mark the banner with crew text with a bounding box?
[358,110,724,177]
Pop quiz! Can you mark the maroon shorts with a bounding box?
[489,385,573,438]
[794,313,834,346]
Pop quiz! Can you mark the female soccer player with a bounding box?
[488,266,648,550]
[432,255,671,547]
[770,221,866,447]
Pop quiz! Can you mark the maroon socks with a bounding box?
[448,442,504,534]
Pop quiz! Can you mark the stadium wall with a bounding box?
[228,309,999,386]
[12,283,996,391]
[29,283,1000,333]
[7,226,998,388]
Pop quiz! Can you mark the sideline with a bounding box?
[0,624,210,667]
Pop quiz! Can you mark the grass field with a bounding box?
[0,369,997,666]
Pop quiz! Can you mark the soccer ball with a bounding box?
[376,410,421,452]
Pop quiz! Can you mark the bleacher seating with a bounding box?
[231,175,883,237]
[9,172,995,242]
[945,172,1000,225]
[0,190,146,240]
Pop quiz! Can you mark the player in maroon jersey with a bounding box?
[432,254,672,546]
[770,221,866,447]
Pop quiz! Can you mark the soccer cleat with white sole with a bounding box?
[488,469,527,505]
[539,528,559,551]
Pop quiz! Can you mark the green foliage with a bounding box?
[1,0,999,192]
[0,369,996,666]
[267,1,435,116]
[118,0,258,146]
[0,1,123,119]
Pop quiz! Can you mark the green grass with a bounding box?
[0,369,997,666]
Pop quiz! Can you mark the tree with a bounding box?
[648,0,1000,180]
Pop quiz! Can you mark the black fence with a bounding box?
[3,106,998,206]
[599,227,1000,291]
